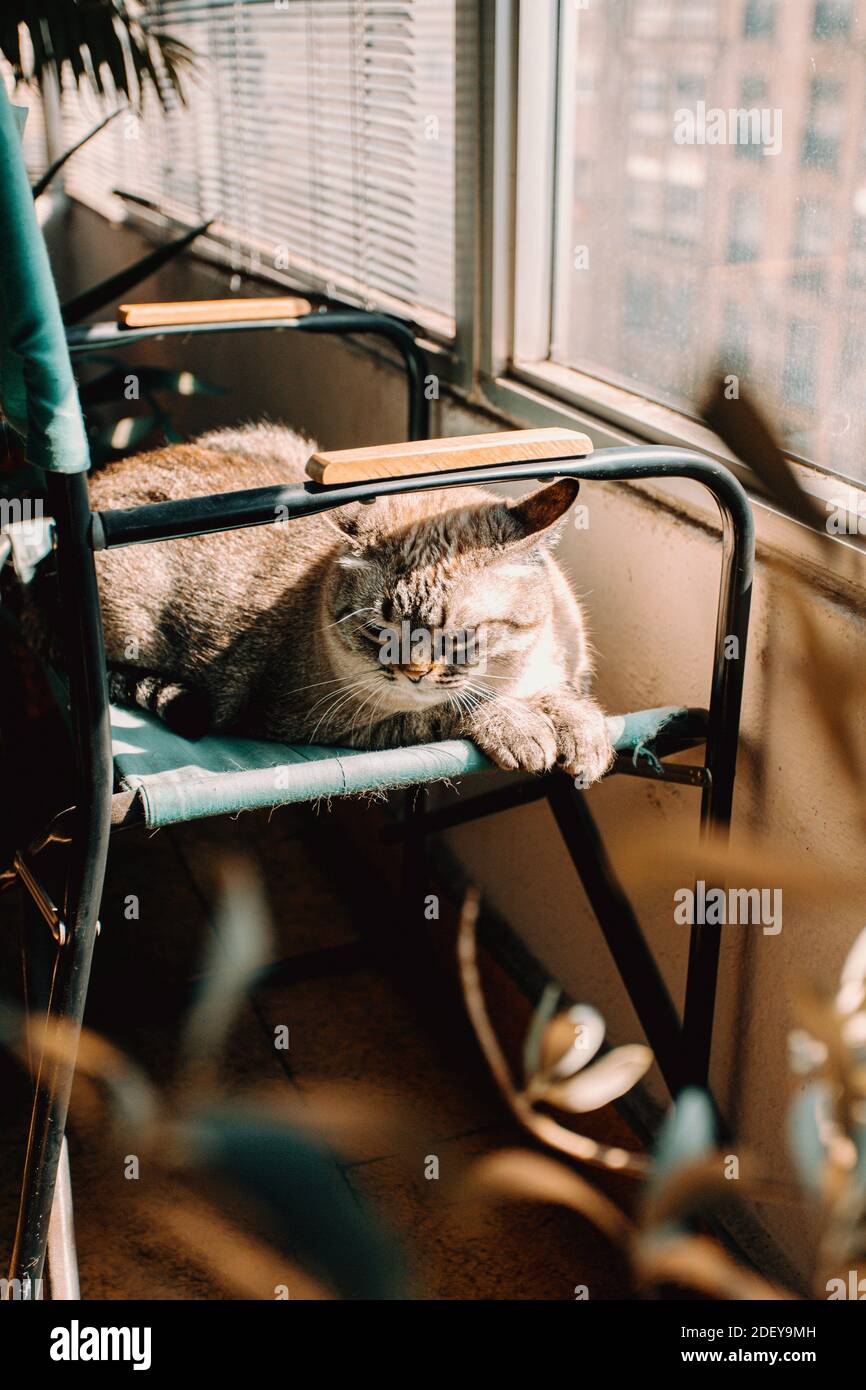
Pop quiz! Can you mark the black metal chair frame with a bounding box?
[5,310,754,1295]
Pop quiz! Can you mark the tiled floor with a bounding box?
[0,804,640,1299]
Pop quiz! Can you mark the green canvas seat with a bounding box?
[111,702,705,829]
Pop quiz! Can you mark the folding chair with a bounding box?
[0,83,754,1296]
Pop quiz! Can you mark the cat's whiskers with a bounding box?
[309,674,381,728]
[464,680,550,739]
[306,672,380,717]
[308,673,383,740]
[364,686,391,739]
[349,680,391,733]
[284,674,355,697]
[321,606,377,631]
[447,684,484,725]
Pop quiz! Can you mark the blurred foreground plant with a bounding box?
[2,857,406,1300]
[456,376,866,1300]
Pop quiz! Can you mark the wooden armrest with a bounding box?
[306,427,593,485]
[118,297,312,328]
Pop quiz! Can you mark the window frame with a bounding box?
[28,0,866,542]
[464,0,866,546]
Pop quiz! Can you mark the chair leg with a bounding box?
[682,549,752,1090]
[399,785,428,923]
[7,472,113,1297]
[546,774,688,1098]
[46,1135,79,1300]
[7,873,102,1294]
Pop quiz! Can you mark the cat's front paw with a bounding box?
[537,693,615,786]
[469,706,559,774]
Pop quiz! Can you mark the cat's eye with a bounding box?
[485,618,534,633]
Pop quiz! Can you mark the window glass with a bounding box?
[552,0,866,480]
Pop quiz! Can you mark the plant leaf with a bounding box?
[642,1152,761,1233]
[788,1027,829,1076]
[788,1080,835,1194]
[61,217,212,324]
[461,1148,634,1245]
[9,1,196,110]
[544,1004,606,1080]
[636,1232,792,1300]
[32,104,125,198]
[176,1102,404,1300]
[838,925,866,1017]
[537,1043,653,1113]
[88,414,161,456]
[522,982,561,1083]
[651,1087,717,1190]
[179,858,270,1073]
[79,365,224,406]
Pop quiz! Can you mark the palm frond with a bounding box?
[31,104,125,197]
[3,2,197,111]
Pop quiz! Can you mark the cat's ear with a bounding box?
[503,478,580,550]
[322,501,377,551]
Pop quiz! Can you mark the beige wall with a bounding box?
[59,205,866,1283]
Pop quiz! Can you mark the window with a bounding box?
[801,77,844,173]
[57,0,456,337]
[665,179,702,244]
[782,320,819,408]
[791,197,834,292]
[743,1,776,39]
[848,198,866,288]
[626,158,665,237]
[734,76,769,162]
[727,187,763,263]
[813,1,853,40]
[720,300,751,376]
[623,272,657,334]
[631,66,667,137]
[13,0,866,493]
[507,0,866,483]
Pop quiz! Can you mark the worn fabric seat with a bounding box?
[111,702,706,829]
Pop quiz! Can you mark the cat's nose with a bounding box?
[402,663,436,682]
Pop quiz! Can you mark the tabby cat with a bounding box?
[89,424,614,781]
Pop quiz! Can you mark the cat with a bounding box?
[88,423,614,782]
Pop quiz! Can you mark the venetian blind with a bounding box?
[59,0,456,336]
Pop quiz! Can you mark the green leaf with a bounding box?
[787,1081,832,1194]
[650,1086,717,1193]
[180,858,270,1071]
[61,217,212,324]
[26,9,51,83]
[522,982,561,1083]
[32,105,125,198]
[88,414,161,456]
[179,1102,405,1300]
[7,1,196,109]
[0,15,22,75]
[62,6,87,86]
[80,6,110,97]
